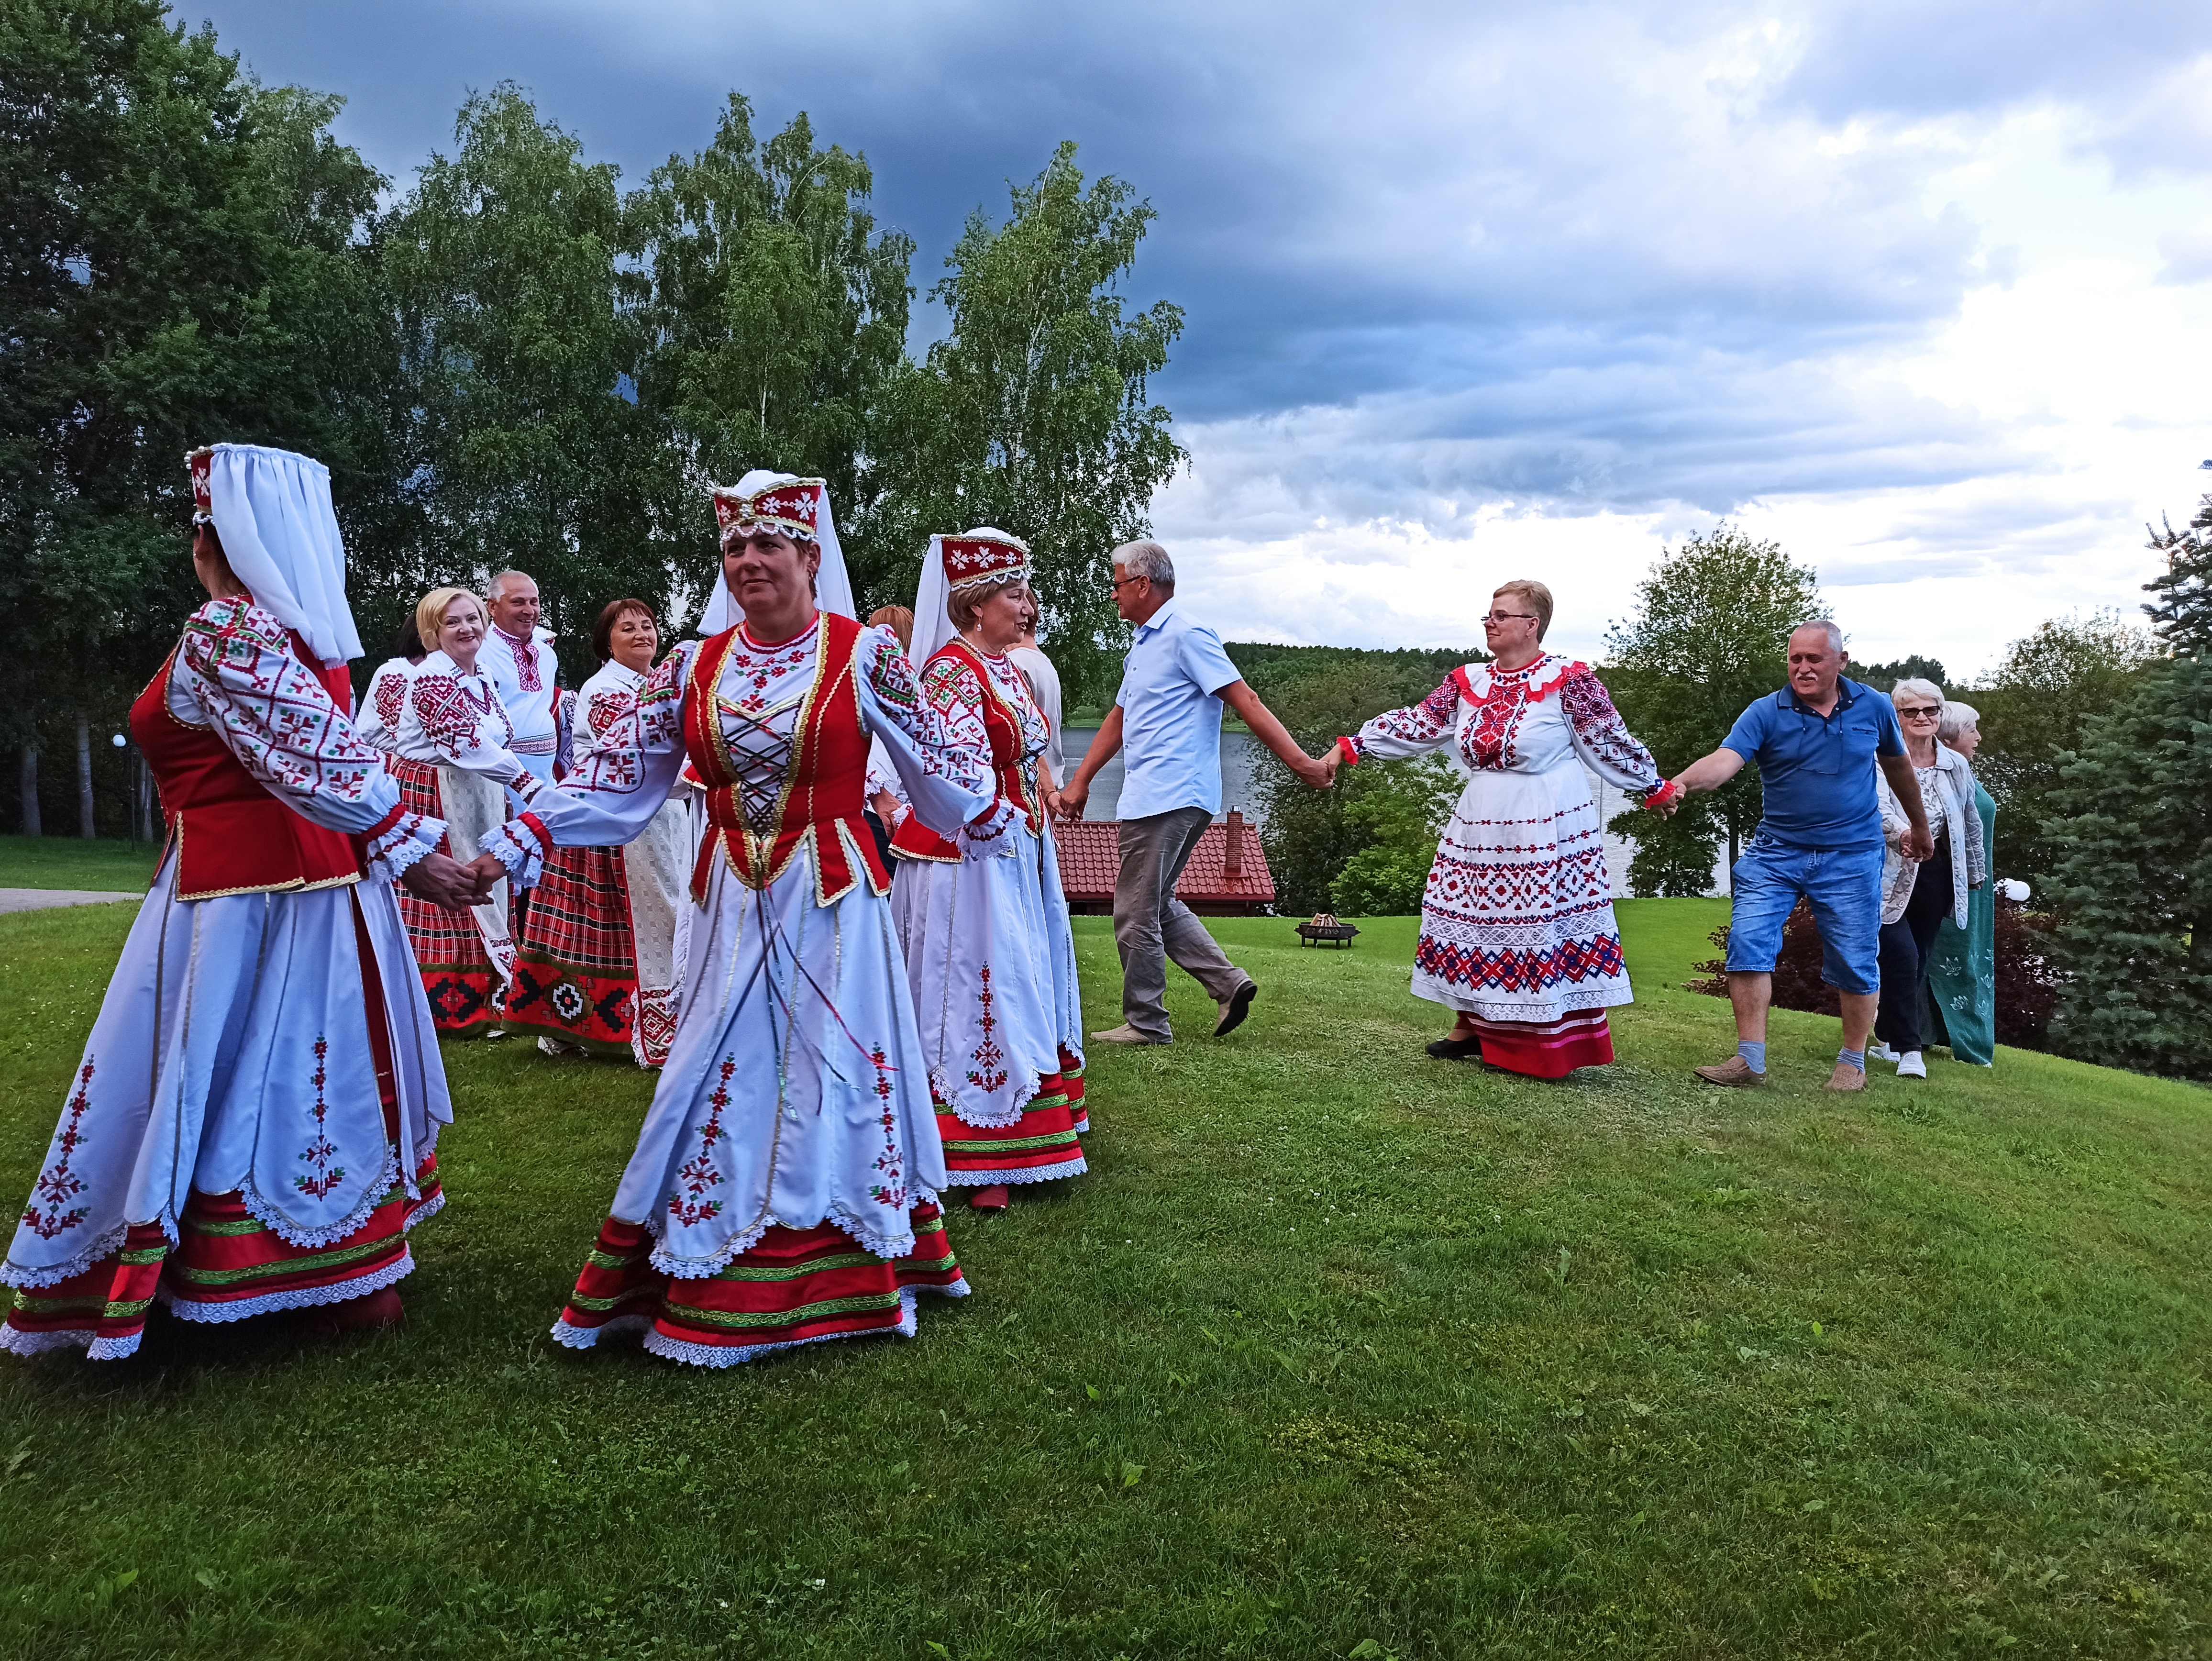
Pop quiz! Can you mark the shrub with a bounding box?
[1688,896,2064,1051]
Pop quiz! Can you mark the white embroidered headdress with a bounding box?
[188,444,364,667]
[698,471,855,634]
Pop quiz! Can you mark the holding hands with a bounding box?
[399,851,500,913]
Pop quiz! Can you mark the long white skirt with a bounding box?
[2,850,452,1291]
[1414,758,1635,1021]
[893,829,1066,1129]
[597,849,952,1277]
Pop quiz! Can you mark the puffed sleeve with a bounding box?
[857,629,997,839]
[1557,664,1667,796]
[476,641,694,886]
[1338,675,1462,766]
[408,665,543,805]
[176,599,443,880]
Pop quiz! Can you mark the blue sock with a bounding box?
[1737,1040,1767,1074]
[1838,1047,1866,1071]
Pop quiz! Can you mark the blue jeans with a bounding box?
[1725,833,1885,997]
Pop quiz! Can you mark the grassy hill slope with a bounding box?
[0,900,2205,1658]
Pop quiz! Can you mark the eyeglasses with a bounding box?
[1109,574,1145,591]
[1898,707,1942,720]
[1479,612,1537,625]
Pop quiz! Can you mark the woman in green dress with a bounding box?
[1924,701,1997,1065]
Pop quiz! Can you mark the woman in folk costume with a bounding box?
[470,473,995,1368]
[2,445,487,1360]
[387,587,544,1038]
[1326,579,1679,1078]
[892,530,1088,1211]
[504,599,691,1067]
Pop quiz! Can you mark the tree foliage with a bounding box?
[2036,508,2212,1078]
[635,97,913,610]
[0,0,387,738]
[3,9,1197,831]
[877,143,1185,706]
[1967,612,2161,882]
[2143,493,2212,655]
[1600,524,1824,890]
[377,86,683,682]
[1245,651,1482,916]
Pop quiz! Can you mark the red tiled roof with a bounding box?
[1052,813,1275,912]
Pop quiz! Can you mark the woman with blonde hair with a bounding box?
[1322,579,1678,1077]
[388,585,544,1036]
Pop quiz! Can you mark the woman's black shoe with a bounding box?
[1425,1036,1483,1060]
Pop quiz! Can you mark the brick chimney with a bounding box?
[1223,809,1245,877]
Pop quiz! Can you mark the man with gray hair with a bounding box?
[1666,620,1932,1092]
[482,569,565,787]
[1057,540,1331,1044]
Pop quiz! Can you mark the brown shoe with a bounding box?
[1825,1062,1867,1092]
[1693,1055,1767,1087]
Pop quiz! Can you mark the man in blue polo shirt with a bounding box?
[1668,620,1932,1092]
[1057,540,1331,1044]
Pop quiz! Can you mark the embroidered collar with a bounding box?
[738,616,821,653]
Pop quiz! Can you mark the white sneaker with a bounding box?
[1867,1042,1901,1063]
[1896,1051,1927,1079]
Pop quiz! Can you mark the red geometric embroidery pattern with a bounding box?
[180,598,385,808]
[1413,932,1627,992]
[23,1059,95,1240]
[294,1035,346,1199]
[669,1058,734,1228]
[867,1045,908,1209]
[965,964,1009,1094]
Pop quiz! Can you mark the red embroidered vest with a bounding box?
[889,640,1037,865]
[683,611,890,905]
[132,627,364,902]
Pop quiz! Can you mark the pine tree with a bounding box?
[2040,508,2212,1077]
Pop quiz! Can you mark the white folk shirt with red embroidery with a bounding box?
[483,617,997,888]
[481,624,563,784]
[162,598,445,878]
[918,647,1050,854]
[390,650,542,805]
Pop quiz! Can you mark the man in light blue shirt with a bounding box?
[1058,541,1330,1043]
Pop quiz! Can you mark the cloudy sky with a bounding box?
[202,0,2212,677]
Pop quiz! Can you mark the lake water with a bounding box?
[1061,724,1729,897]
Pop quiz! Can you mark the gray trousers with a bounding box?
[1114,806,1249,1040]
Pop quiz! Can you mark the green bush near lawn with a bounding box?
[0,899,2207,1658]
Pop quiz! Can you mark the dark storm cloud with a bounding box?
[193,0,2212,530]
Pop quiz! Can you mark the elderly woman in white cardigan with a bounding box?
[1870,678,1986,1077]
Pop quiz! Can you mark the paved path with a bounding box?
[0,888,142,915]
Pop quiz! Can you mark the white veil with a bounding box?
[196,444,365,666]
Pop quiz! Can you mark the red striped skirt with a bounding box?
[503,840,659,1063]
[552,1202,967,1368]
[1466,1009,1615,1078]
[389,756,503,1037]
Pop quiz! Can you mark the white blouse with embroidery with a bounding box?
[391,649,542,803]
[165,599,444,879]
[482,618,993,886]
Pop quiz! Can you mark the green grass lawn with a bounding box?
[1,899,2208,1658]
[0,833,159,892]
